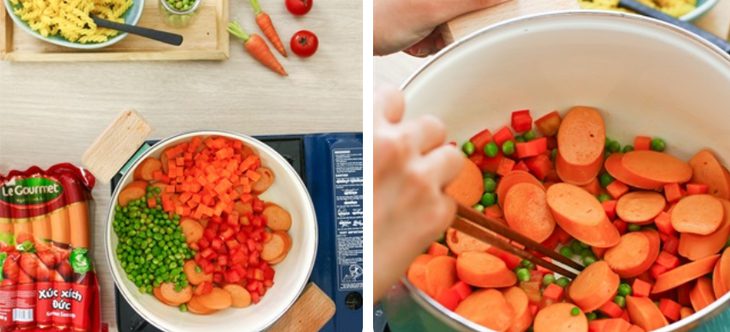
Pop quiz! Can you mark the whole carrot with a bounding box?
[227,22,287,76]
[250,0,287,57]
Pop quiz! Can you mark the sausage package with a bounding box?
[0,164,101,332]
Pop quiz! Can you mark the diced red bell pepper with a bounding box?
[468,153,487,171]
[599,301,624,318]
[542,283,564,301]
[634,136,652,151]
[654,211,675,235]
[529,304,539,316]
[686,183,708,195]
[515,137,548,159]
[534,111,561,137]
[482,152,504,173]
[511,109,532,133]
[493,126,514,146]
[469,129,492,154]
[677,283,692,306]
[662,234,679,255]
[606,180,629,199]
[540,229,562,250]
[524,154,552,181]
[664,183,683,203]
[487,247,521,270]
[651,263,668,279]
[427,242,449,256]
[659,298,681,322]
[612,219,627,235]
[434,288,461,311]
[632,279,653,297]
[496,158,516,177]
[592,246,607,259]
[514,161,530,172]
[450,281,472,300]
[656,251,680,269]
[603,200,618,220]
[484,205,503,219]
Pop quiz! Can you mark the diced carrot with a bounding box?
[658,298,681,322]
[599,301,624,318]
[451,281,472,300]
[651,264,668,279]
[613,219,628,235]
[607,180,629,199]
[516,137,548,159]
[634,136,652,151]
[435,287,461,311]
[497,158,516,177]
[534,111,561,137]
[664,183,683,203]
[656,251,680,269]
[525,154,553,181]
[686,183,709,195]
[427,242,449,256]
[654,211,675,235]
[513,160,530,172]
[632,279,653,297]
[542,283,563,301]
[581,178,602,196]
[603,200,618,220]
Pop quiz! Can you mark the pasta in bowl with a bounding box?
[3,0,143,49]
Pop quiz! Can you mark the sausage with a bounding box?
[445,228,491,255]
[689,277,715,312]
[455,289,514,331]
[671,194,724,235]
[159,282,192,305]
[68,201,89,248]
[652,254,720,294]
[533,302,587,332]
[196,287,232,310]
[456,251,516,288]
[616,191,666,224]
[626,296,668,331]
[180,218,204,243]
[604,153,663,190]
[495,170,544,207]
[688,149,730,199]
[263,203,292,231]
[546,183,620,248]
[445,159,484,206]
[183,260,212,285]
[252,167,275,194]
[424,256,457,298]
[223,284,252,308]
[568,261,620,312]
[503,182,555,243]
[153,287,177,307]
[503,287,532,332]
[187,296,217,315]
[48,207,70,246]
[679,199,730,260]
[407,254,434,293]
[621,150,693,184]
[117,183,147,207]
[718,249,730,297]
[555,106,606,185]
[261,232,287,261]
[133,157,163,181]
[604,230,660,278]
[712,261,727,299]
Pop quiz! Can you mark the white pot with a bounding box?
[386,10,730,332]
[106,130,318,332]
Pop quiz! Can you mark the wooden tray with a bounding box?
[0,0,229,61]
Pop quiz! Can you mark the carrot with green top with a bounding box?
[250,0,287,57]
[227,22,287,76]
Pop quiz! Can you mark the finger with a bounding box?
[419,0,509,29]
[374,85,405,124]
[419,144,465,187]
[401,115,447,154]
[403,29,446,57]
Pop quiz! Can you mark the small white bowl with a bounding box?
[106,131,318,332]
[681,0,718,21]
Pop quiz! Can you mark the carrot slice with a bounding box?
[445,228,490,255]
[263,203,292,231]
[261,232,287,261]
[569,261,620,312]
[153,287,178,307]
[445,159,484,206]
[652,254,720,294]
[197,287,232,310]
[496,170,544,207]
[679,199,730,260]
[626,296,668,331]
[187,296,217,315]
[555,151,604,186]
[180,218,204,243]
[456,251,516,288]
[455,289,514,331]
[223,284,252,308]
[616,191,666,224]
[134,157,163,181]
[546,183,619,248]
[671,194,724,235]
[712,262,728,299]
[718,249,730,295]
[118,184,147,207]
[588,318,631,332]
[252,167,275,194]
[689,277,715,312]
[604,153,664,190]
[503,287,532,332]
[424,256,457,298]
[159,282,193,305]
[688,149,730,199]
[407,254,434,293]
[533,302,587,332]
[604,230,660,278]
[503,183,556,243]
[183,260,213,285]
[555,106,606,186]
[621,150,692,184]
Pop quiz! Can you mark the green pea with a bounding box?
[614,295,626,308]
[502,140,516,156]
[598,193,611,203]
[618,283,632,296]
[472,204,485,213]
[481,193,496,207]
[542,274,555,286]
[569,240,584,253]
[571,307,581,316]
[516,268,531,282]
[582,255,596,266]
[551,148,558,160]
[484,142,499,157]
[520,259,534,270]
[622,145,634,153]
[651,138,666,152]
[586,312,597,320]
[179,303,188,312]
[462,141,475,156]
[483,177,497,193]
[556,277,570,288]
[523,130,537,141]
[515,136,526,143]
[628,224,641,232]
[483,172,496,179]
[559,246,573,258]
[599,173,614,188]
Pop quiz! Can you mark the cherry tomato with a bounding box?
[290,30,318,57]
[286,0,313,16]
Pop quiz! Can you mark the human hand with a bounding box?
[373,0,508,56]
[373,86,464,302]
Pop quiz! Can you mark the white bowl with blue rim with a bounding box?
[2,0,144,49]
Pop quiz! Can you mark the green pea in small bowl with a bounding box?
[159,0,202,28]
[2,0,144,49]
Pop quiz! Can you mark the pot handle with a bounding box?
[269,283,336,331]
[82,110,152,183]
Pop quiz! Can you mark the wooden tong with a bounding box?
[452,203,584,279]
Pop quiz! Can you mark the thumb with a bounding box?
[420,0,509,28]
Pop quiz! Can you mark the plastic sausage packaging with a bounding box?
[0,164,101,332]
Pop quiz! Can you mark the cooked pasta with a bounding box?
[579,0,697,18]
[9,0,133,43]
